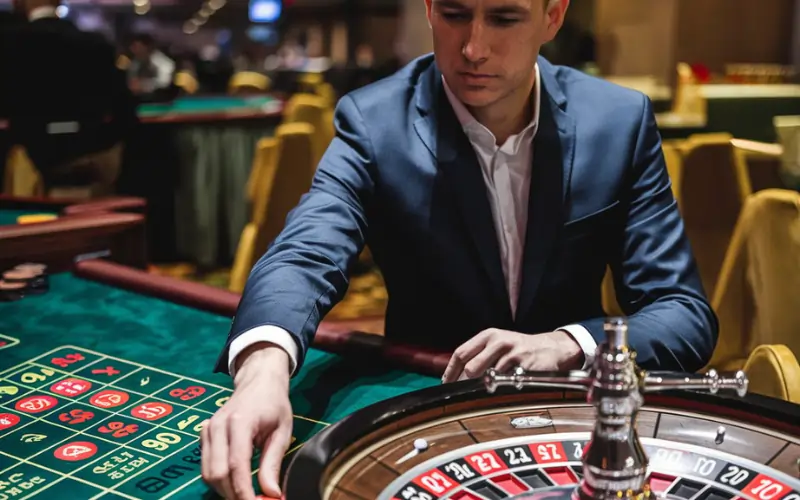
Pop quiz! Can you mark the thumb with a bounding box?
[258,422,292,497]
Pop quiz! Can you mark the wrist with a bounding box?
[554,331,585,370]
[234,342,291,388]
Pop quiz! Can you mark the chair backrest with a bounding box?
[174,71,199,95]
[742,344,800,403]
[230,138,280,293]
[662,141,684,203]
[283,93,332,167]
[678,133,752,298]
[710,189,800,368]
[257,123,316,252]
[315,82,337,109]
[229,71,271,94]
[773,115,800,183]
[3,146,43,197]
[247,137,280,227]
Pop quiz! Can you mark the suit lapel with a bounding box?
[413,65,512,319]
[516,61,576,325]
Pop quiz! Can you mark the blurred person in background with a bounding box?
[127,33,176,97]
[0,0,138,198]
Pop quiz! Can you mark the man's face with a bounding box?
[130,41,149,60]
[424,0,568,109]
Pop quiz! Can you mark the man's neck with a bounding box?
[469,70,536,145]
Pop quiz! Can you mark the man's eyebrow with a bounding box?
[434,0,530,14]
[435,0,469,9]
[487,5,530,14]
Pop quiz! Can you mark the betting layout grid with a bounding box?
[0,345,329,499]
[0,334,20,351]
[384,436,800,500]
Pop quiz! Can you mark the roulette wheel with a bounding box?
[283,318,800,500]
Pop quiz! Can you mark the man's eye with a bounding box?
[491,17,519,26]
[441,11,470,21]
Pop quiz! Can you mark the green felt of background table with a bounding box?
[0,272,439,499]
[138,96,279,117]
[0,209,58,226]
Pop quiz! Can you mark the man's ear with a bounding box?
[543,0,570,42]
[424,0,433,28]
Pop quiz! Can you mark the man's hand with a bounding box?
[441,329,584,383]
[201,344,293,500]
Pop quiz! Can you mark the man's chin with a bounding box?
[452,87,500,108]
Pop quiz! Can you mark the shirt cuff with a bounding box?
[558,324,597,371]
[228,325,299,378]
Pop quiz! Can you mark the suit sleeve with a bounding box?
[578,95,718,372]
[213,94,376,374]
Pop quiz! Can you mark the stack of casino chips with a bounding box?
[0,263,49,301]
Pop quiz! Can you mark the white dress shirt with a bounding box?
[129,50,175,93]
[228,64,597,377]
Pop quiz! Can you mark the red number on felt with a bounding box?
[99,421,139,438]
[51,353,85,368]
[169,386,206,401]
[58,408,95,425]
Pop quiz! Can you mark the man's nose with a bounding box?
[462,21,490,63]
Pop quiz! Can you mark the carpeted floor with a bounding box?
[148,263,388,320]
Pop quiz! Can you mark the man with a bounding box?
[202,0,717,498]
[0,0,138,197]
[127,33,175,97]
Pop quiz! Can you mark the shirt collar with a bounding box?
[28,6,58,21]
[442,63,541,142]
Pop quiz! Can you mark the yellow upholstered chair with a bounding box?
[662,141,684,203]
[708,189,800,374]
[742,345,800,403]
[230,137,280,293]
[315,82,337,109]
[229,71,271,94]
[283,93,332,168]
[229,224,260,293]
[3,145,44,197]
[774,115,800,186]
[174,71,199,95]
[297,72,324,93]
[258,123,316,243]
[229,124,316,293]
[675,133,752,299]
[246,137,280,225]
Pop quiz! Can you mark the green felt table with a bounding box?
[137,95,282,124]
[0,265,442,499]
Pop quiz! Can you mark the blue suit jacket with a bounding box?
[216,54,717,375]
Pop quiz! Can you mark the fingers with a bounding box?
[228,414,257,500]
[495,351,522,374]
[200,422,211,485]
[202,415,235,500]
[442,330,492,383]
[460,342,508,380]
[258,418,293,497]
